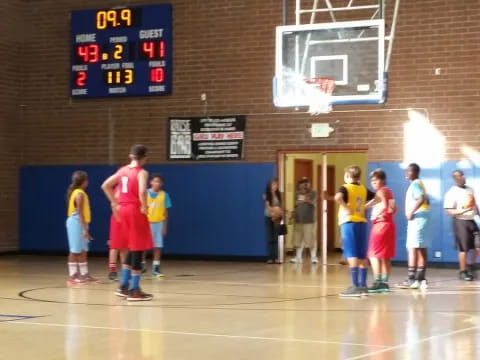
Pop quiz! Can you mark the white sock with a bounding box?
[153,260,160,266]
[296,247,304,260]
[311,248,318,259]
[68,263,78,277]
[79,262,88,276]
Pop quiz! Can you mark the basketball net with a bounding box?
[304,78,335,115]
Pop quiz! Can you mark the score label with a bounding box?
[70,4,172,98]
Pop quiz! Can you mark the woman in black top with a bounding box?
[263,179,283,264]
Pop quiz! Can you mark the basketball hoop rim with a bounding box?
[304,77,336,96]
[304,77,334,84]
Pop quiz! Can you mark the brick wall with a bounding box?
[19,0,480,166]
[4,0,480,249]
[0,1,22,250]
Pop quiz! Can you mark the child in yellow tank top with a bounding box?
[334,166,375,297]
[147,174,172,277]
[397,163,431,289]
[65,170,96,285]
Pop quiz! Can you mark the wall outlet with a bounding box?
[434,251,442,258]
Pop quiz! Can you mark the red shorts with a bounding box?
[109,215,128,250]
[118,204,153,251]
[368,221,396,259]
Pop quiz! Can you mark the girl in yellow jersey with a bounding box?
[147,174,172,277]
[66,171,95,285]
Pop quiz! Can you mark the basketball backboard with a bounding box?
[273,19,386,107]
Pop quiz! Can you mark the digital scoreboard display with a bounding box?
[70,4,172,98]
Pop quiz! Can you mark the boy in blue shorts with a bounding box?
[147,174,172,277]
[397,163,430,289]
[335,166,375,297]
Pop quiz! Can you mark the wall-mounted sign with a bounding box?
[168,116,246,161]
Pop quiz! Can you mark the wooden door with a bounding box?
[317,165,336,251]
[287,159,314,251]
[294,159,313,188]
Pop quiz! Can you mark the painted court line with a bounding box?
[344,325,480,360]
[164,279,346,289]
[0,314,44,322]
[6,320,389,349]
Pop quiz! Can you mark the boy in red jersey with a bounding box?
[367,169,397,293]
[102,144,153,301]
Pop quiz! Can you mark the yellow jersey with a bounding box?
[338,183,368,224]
[147,190,171,223]
[67,188,91,223]
[416,180,430,211]
[406,179,430,213]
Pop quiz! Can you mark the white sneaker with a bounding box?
[420,280,428,290]
[311,258,319,264]
[290,258,302,264]
[410,280,420,289]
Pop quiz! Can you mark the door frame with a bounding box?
[276,148,368,265]
[317,164,336,251]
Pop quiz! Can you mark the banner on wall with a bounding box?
[168,115,246,161]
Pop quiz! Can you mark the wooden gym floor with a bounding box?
[1,255,480,359]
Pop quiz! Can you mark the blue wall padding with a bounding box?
[20,165,117,253]
[20,161,475,262]
[19,163,275,257]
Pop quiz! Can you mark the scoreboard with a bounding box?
[70,4,172,98]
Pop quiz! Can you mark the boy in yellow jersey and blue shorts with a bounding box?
[335,166,375,297]
[398,163,431,289]
[148,174,172,277]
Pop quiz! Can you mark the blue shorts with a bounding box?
[150,222,164,248]
[341,222,368,259]
[406,211,430,248]
[66,214,89,254]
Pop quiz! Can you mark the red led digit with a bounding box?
[77,45,89,63]
[159,41,165,58]
[150,68,164,83]
[88,44,100,63]
[142,41,155,59]
[77,44,99,63]
[76,71,87,87]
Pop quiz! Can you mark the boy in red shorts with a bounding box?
[367,169,397,293]
[102,144,154,301]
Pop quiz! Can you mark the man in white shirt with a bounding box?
[444,169,479,281]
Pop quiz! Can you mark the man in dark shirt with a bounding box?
[290,178,318,264]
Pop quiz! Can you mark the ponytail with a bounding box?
[66,170,88,203]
